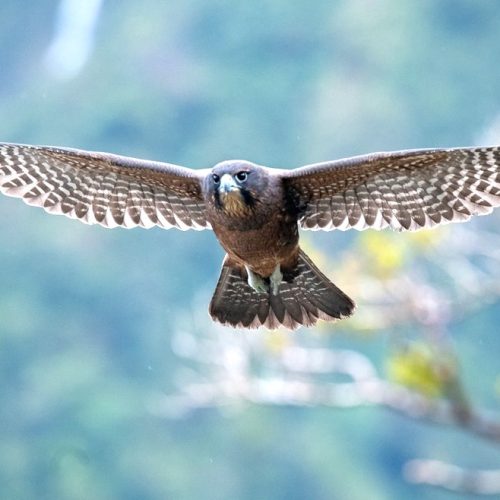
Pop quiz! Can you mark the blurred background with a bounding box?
[1,1,500,499]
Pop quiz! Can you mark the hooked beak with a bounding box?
[219,174,239,194]
[215,173,250,215]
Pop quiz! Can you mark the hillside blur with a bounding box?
[1,1,500,499]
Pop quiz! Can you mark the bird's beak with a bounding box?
[219,174,239,194]
[217,173,247,215]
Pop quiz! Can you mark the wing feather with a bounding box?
[0,143,211,230]
[282,147,500,231]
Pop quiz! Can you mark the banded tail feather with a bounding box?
[209,249,355,330]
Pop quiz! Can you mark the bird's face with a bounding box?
[206,160,268,217]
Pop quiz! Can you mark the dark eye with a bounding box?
[235,171,248,182]
[212,173,220,184]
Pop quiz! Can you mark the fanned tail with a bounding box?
[209,249,355,330]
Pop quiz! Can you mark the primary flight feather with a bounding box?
[1,143,500,329]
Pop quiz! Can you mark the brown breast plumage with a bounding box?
[202,161,299,277]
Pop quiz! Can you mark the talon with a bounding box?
[246,266,269,294]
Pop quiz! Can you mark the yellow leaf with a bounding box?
[359,232,406,277]
[386,343,453,398]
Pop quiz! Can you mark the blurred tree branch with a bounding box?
[157,338,500,444]
[404,460,500,496]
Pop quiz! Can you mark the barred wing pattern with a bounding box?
[0,143,210,230]
[283,147,500,231]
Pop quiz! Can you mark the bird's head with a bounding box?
[206,160,268,216]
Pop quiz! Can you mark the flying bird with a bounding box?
[1,143,500,329]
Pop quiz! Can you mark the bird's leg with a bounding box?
[269,264,283,295]
[245,266,269,294]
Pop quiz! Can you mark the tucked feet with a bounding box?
[245,265,283,295]
[246,266,269,294]
[269,264,283,295]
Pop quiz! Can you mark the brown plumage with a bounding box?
[1,143,500,329]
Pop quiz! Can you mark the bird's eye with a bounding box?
[235,171,248,183]
[212,173,220,184]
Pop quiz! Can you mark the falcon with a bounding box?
[1,143,500,330]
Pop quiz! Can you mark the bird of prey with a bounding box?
[1,143,500,330]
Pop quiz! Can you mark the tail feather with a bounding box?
[209,249,356,330]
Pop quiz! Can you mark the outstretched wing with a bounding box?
[0,143,211,230]
[282,147,500,231]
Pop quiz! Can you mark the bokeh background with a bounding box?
[1,1,500,499]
